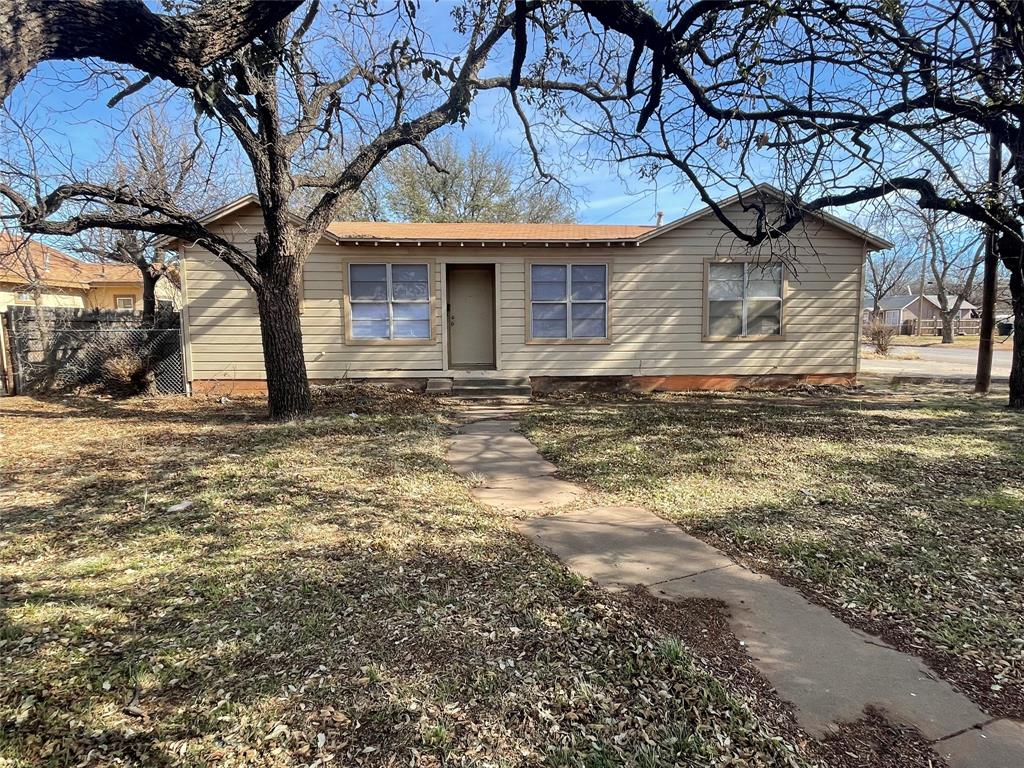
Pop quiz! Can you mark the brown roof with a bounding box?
[156,185,890,251]
[326,221,652,243]
[0,233,139,288]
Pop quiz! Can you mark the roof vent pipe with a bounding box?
[656,210,665,226]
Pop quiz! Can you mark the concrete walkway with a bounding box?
[446,407,1024,768]
[447,404,580,512]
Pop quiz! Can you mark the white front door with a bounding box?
[447,266,495,369]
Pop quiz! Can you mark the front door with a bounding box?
[447,265,495,369]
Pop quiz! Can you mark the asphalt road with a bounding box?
[861,343,1012,379]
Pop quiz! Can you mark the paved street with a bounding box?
[862,343,1012,379]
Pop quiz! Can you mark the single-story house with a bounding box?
[0,233,179,312]
[159,186,890,395]
[864,292,977,334]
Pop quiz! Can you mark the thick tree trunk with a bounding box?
[940,314,954,344]
[141,269,158,326]
[1009,263,1024,408]
[255,272,312,420]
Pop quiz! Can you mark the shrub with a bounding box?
[100,351,157,397]
[864,318,897,355]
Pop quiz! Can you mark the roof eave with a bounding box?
[635,183,892,251]
[152,193,261,250]
[332,237,639,247]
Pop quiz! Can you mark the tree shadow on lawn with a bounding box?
[2,518,805,767]
[523,391,1024,718]
[2,397,810,767]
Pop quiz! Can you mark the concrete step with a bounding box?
[451,377,531,398]
[425,377,453,394]
[453,377,529,386]
[451,385,533,398]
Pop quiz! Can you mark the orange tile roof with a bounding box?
[326,221,652,242]
[0,233,140,288]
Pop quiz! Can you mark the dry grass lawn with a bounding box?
[1,391,824,768]
[888,335,995,349]
[522,386,1024,720]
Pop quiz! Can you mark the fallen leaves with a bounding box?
[0,393,814,767]
[523,386,1024,718]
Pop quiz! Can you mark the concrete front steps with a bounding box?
[427,377,532,399]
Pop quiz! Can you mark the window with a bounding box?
[530,264,608,340]
[706,262,783,338]
[14,291,32,305]
[348,263,430,340]
[115,295,136,311]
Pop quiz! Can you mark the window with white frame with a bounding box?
[348,263,430,340]
[530,264,608,340]
[706,262,783,338]
[115,295,136,311]
[14,291,32,304]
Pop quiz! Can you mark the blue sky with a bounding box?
[2,2,703,230]
[5,69,694,229]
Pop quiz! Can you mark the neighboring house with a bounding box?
[0,233,159,312]
[863,292,977,333]
[157,186,890,394]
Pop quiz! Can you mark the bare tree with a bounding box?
[491,1,1024,406]
[370,136,575,223]
[920,211,985,343]
[2,1,536,419]
[0,0,300,100]
[71,111,230,324]
[865,250,917,319]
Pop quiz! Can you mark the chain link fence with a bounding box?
[3,307,186,395]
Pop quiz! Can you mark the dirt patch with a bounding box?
[619,586,944,768]
[816,708,941,768]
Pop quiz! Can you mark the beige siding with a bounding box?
[182,202,868,381]
[86,284,143,310]
[0,283,87,311]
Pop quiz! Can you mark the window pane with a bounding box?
[747,264,783,298]
[350,264,387,301]
[351,302,388,321]
[708,279,743,301]
[392,264,427,282]
[532,302,567,338]
[392,279,429,300]
[532,264,567,282]
[533,320,568,338]
[532,303,567,321]
[571,265,607,301]
[709,263,743,281]
[708,300,743,337]
[392,264,429,301]
[351,283,388,301]
[708,263,744,300]
[350,263,387,281]
[394,320,431,338]
[352,319,390,339]
[572,302,607,338]
[532,282,568,301]
[747,299,782,335]
[393,303,429,320]
[531,264,567,301]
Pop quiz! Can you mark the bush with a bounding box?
[100,351,157,397]
[864,318,897,355]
